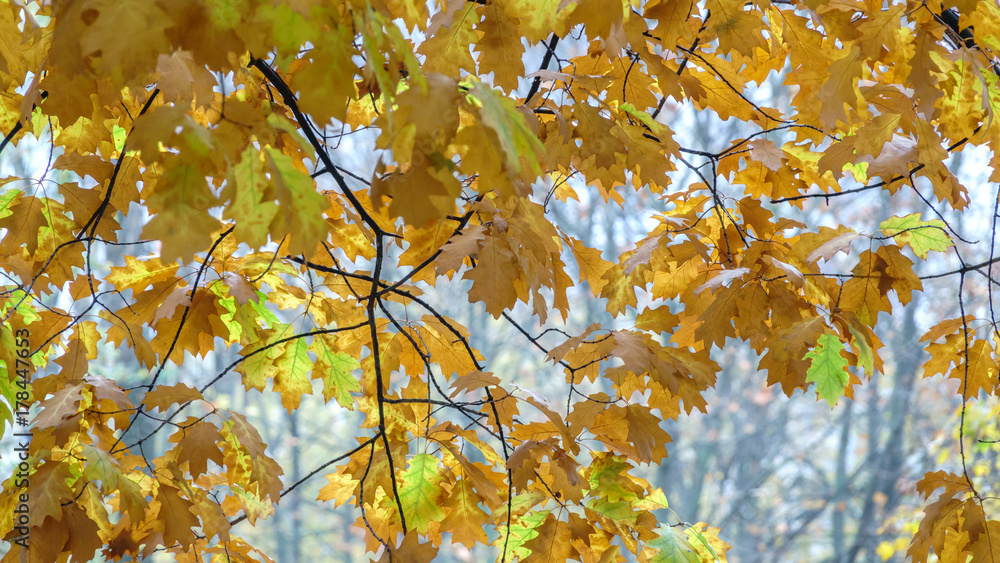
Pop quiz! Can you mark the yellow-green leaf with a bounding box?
[804,333,850,408]
[880,214,954,259]
[398,453,447,534]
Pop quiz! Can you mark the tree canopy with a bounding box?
[0,0,999,561]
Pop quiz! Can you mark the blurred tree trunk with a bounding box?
[832,400,853,561]
[290,409,302,563]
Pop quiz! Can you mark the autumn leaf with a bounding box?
[804,229,861,263]
[175,420,225,477]
[27,462,75,531]
[142,162,221,264]
[223,146,279,248]
[880,214,954,259]
[157,484,200,548]
[476,5,525,93]
[649,525,700,563]
[143,383,203,412]
[105,255,178,293]
[687,522,732,561]
[271,337,315,412]
[418,4,478,77]
[817,46,864,127]
[521,514,575,563]
[311,334,361,408]
[376,531,439,563]
[398,453,447,534]
[34,383,85,429]
[468,81,543,181]
[465,233,520,318]
[157,50,217,106]
[290,25,357,125]
[804,333,850,408]
[440,479,489,548]
[61,502,103,561]
[264,148,329,256]
[623,404,671,462]
[496,508,549,560]
[0,194,45,255]
[707,0,767,57]
[916,470,970,500]
[969,520,1000,561]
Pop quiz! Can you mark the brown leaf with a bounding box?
[175,420,225,477]
[143,383,203,412]
[157,483,199,548]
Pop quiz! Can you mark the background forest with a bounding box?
[2,1,1000,562]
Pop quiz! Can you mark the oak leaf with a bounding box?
[521,514,575,563]
[440,479,490,548]
[398,453,447,534]
[804,333,850,408]
[156,484,199,548]
[649,525,700,562]
[880,214,954,259]
[0,194,45,255]
[376,531,439,563]
[476,5,525,93]
[61,503,103,562]
[271,337,315,412]
[311,334,361,408]
[175,421,225,477]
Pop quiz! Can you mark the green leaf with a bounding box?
[587,454,640,503]
[804,333,850,408]
[880,214,954,259]
[398,453,447,534]
[247,295,280,326]
[253,4,317,67]
[224,146,278,248]
[587,498,637,523]
[272,337,315,411]
[112,124,127,152]
[846,160,868,182]
[0,188,22,220]
[496,507,549,560]
[649,525,700,563]
[9,289,41,324]
[264,147,329,255]
[210,287,242,342]
[239,326,290,392]
[311,335,361,408]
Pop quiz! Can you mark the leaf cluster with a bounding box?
[0,0,998,562]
